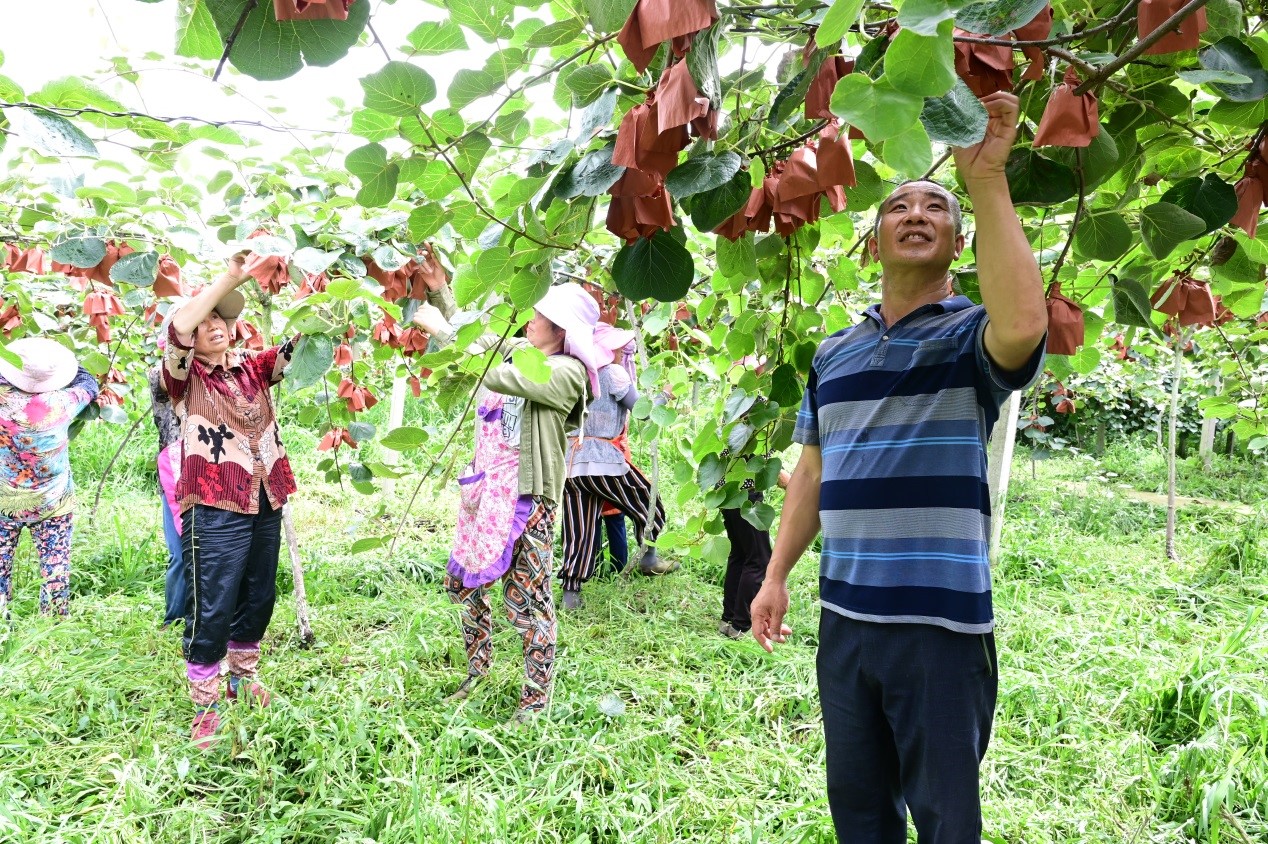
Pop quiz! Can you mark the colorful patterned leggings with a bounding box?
[0,513,74,617]
[444,498,557,712]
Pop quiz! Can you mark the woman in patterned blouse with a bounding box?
[0,337,99,618]
[161,255,297,748]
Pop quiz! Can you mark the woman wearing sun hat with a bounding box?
[412,280,599,721]
[160,255,298,746]
[0,337,99,618]
[557,322,671,611]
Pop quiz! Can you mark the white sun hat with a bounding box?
[0,337,78,394]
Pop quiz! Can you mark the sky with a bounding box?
[2,1,472,154]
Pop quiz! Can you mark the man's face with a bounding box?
[526,310,563,352]
[869,182,965,270]
[193,310,231,358]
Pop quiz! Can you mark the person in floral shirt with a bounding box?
[0,337,99,618]
[161,256,297,747]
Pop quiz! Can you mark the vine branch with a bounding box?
[412,117,577,250]
[213,0,259,83]
[1074,0,1209,95]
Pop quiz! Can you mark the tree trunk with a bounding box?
[1165,328,1186,563]
[283,503,315,646]
[381,374,408,499]
[988,390,1022,567]
[260,294,317,643]
[1199,377,1219,471]
[625,301,660,570]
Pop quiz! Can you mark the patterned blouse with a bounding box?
[0,368,99,521]
[162,322,297,515]
[148,367,180,450]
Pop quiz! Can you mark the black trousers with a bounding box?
[720,506,771,632]
[182,486,284,666]
[817,611,997,844]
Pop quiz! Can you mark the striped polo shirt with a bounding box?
[794,295,1044,634]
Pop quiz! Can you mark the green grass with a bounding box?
[0,424,1265,843]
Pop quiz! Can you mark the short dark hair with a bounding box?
[872,180,963,238]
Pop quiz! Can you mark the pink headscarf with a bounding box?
[535,283,611,396]
[594,322,637,386]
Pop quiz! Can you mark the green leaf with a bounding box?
[920,76,988,146]
[843,160,884,212]
[350,109,399,142]
[1110,276,1154,328]
[584,0,638,33]
[612,231,695,302]
[451,265,489,308]
[1207,97,1268,128]
[511,346,553,384]
[109,252,160,287]
[476,247,514,285]
[447,68,501,110]
[344,143,400,208]
[817,0,867,46]
[882,121,934,178]
[768,51,825,130]
[563,63,615,107]
[1048,129,1121,189]
[884,24,956,98]
[1177,69,1253,86]
[665,152,742,199]
[830,75,923,142]
[574,88,619,142]
[31,77,126,112]
[690,170,752,233]
[554,146,624,199]
[361,61,436,117]
[176,0,222,60]
[292,247,342,275]
[1198,37,1268,102]
[50,234,106,268]
[380,426,429,450]
[285,334,334,391]
[1073,212,1133,262]
[405,19,467,55]
[526,19,586,48]
[954,0,1051,36]
[450,0,514,41]
[1004,149,1077,205]
[207,0,368,81]
[717,233,758,280]
[408,204,452,240]
[1139,202,1206,259]
[769,363,801,408]
[453,132,492,180]
[898,0,971,36]
[509,265,552,309]
[1158,174,1238,234]
[3,107,97,158]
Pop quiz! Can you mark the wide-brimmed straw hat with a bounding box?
[534,283,611,395]
[0,337,78,394]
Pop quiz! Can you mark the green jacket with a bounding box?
[430,284,588,504]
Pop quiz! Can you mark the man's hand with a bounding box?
[416,243,448,293]
[951,92,1020,183]
[412,301,451,336]
[750,580,793,653]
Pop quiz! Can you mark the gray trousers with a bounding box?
[817,610,997,843]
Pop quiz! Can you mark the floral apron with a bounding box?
[447,393,532,588]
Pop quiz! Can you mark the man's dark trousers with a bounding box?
[817,610,997,843]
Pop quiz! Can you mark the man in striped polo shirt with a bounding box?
[750,92,1048,842]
